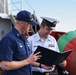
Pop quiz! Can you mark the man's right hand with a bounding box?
[26,52,41,64]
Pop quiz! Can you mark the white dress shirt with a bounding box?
[27,32,60,73]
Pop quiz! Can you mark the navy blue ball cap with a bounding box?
[16,10,38,26]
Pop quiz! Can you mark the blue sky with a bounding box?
[10,0,76,32]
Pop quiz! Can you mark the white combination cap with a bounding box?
[41,17,59,29]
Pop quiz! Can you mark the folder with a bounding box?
[34,46,72,66]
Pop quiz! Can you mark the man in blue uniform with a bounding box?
[0,10,42,75]
[27,17,67,75]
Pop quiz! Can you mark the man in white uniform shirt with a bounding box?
[27,17,67,75]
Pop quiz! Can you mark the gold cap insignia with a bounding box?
[53,21,57,25]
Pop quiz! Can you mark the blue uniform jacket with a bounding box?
[0,27,32,75]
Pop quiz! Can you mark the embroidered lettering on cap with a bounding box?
[30,14,33,21]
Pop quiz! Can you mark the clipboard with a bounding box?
[34,46,72,66]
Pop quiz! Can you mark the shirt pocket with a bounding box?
[15,46,27,60]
